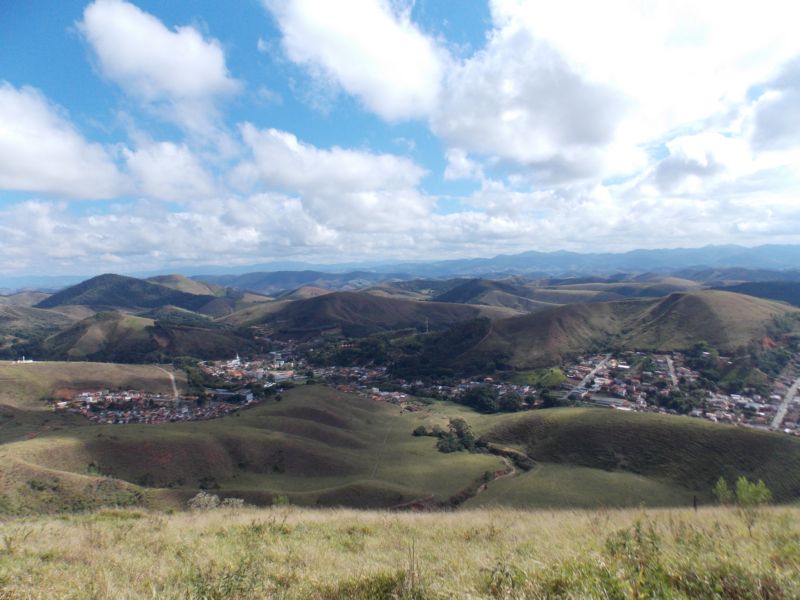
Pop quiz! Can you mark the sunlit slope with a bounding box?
[146,274,224,296]
[40,311,257,361]
[473,407,800,504]
[457,291,798,369]
[0,386,503,512]
[2,383,799,513]
[257,291,520,337]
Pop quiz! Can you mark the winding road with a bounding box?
[772,373,800,430]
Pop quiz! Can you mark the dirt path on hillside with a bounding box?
[392,452,529,511]
[155,366,179,400]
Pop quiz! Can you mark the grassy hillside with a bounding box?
[261,291,519,338]
[714,281,800,307]
[146,274,224,296]
[474,407,800,503]
[0,506,798,598]
[194,270,397,295]
[1,380,798,515]
[39,311,257,362]
[221,299,292,327]
[556,278,701,298]
[0,386,502,514]
[0,361,185,454]
[0,291,51,307]
[37,274,218,313]
[278,286,333,300]
[455,290,799,369]
[0,305,80,355]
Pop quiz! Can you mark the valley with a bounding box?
[2,267,800,517]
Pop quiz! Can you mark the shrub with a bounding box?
[188,491,220,511]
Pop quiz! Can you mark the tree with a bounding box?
[498,392,524,412]
[714,476,772,536]
[735,477,772,505]
[735,476,772,536]
[713,476,733,505]
[460,386,499,413]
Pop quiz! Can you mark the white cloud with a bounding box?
[443,149,484,181]
[433,26,635,182]
[490,0,800,142]
[0,82,125,198]
[638,133,753,196]
[79,0,240,134]
[433,0,800,183]
[751,57,800,151]
[124,141,216,201]
[241,124,425,193]
[263,0,445,120]
[239,124,431,228]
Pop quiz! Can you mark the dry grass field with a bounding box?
[0,505,797,598]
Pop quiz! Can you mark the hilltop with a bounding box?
[39,311,257,362]
[714,281,800,307]
[450,290,798,370]
[259,291,520,338]
[146,274,224,297]
[37,274,218,313]
[193,270,401,295]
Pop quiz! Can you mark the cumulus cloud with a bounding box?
[79,0,240,134]
[433,27,632,182]
[239,124,431,227]
[444,149,484,181]
[490,0,800,141]
[0,82,125,198]
[124,141,216,201]
[751,56,800,151]
[263,0,445,120]
[0,196,337,275]
[639,133,753,196]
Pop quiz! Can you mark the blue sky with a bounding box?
[2,0,800,277]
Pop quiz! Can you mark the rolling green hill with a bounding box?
[0,305,88,358]
[0,386,502,513]
[713,281,800,307]
[1,382,798,514]
[39,311,257,362]
[146,274,224,296]
[37,274,218,312]
[453,290,798,370]
[260,291,520,338]
[471,407,800,506]
[0,291,51,307]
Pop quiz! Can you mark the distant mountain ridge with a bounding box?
[6,244,800,292]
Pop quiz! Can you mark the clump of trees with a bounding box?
[713,476,772,535]
[457,386,526,413]
[413,418,488,453]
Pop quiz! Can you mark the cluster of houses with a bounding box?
[53,389,249,425]
[564,352,800,435]
[199,352,304,386]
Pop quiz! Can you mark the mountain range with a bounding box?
[6,244,800,292]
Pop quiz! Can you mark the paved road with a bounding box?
[665,356,679,387]
[574,354,612,391]
[772,373,800,430]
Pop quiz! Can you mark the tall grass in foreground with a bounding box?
[0,506,797,598]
